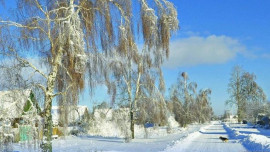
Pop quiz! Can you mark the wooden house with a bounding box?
[0,89,42,142]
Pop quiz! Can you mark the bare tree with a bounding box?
[241,72,266,123]
[227,66,266,123]
[98,0,179,139]
[107,47,171,139]
[0,0,179,150]
[168,86,185,126]
[136,93,168,127]
[195,89,212,123]
[169,72,212,127]
[227,66,245,123]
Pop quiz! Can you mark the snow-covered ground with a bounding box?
[164,121,270,152]
[12,124,205,152]
[53,124,205,152]
[224,123,270,152]
[11,121,270,152]
[163,121,246,152]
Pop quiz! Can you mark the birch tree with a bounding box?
[241,72,266,123]
[169,72,213,126]
[195,89,212,123]
[97,0,178,139]
[107,47,170,139]
[227,66,266,123]
[0,0,179,151]
[227,66,245,123]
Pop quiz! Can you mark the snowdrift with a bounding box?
[223,123,270,152]
[88,108,180,139]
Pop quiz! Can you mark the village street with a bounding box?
[164,121,247,152]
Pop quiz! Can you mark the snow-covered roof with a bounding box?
[52,105,89,124]
[0,89,31,119]
[93,108,129,121]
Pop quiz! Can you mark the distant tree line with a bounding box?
[95,72,213,130]
[114,71,213,128]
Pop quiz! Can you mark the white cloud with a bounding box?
[164,35,246,68]
[261,53,270,59]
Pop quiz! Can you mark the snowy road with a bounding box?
[164,122,247,152]
[14,122,259,152]
[49,124,205,152]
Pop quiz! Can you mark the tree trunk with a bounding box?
[42,82,55,151]
[42,95,53,152]
[130,111,134,139]
[237,104,243,123]
[130,63,141,139]
[42,48,62,151]
[237,108,241,123]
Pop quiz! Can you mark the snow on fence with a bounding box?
[88,108,180,139]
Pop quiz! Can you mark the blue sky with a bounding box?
[160,0,270,115]
[1,1,270,115]
[64,0,270,115]
[80,1,270,115]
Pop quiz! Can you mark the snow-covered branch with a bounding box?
[52,84,73,98]
[0,20,46,34]
[16,56,48,80]
[34,83,46,94]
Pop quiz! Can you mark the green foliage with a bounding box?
[22,91,41,115]
[23,99,32,114]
